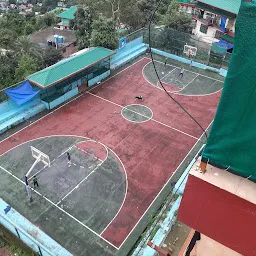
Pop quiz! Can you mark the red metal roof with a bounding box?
[178,174,256,256]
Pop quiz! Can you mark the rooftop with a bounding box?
[57,6,77,20]
[178,158,256,256]
[26,47,114,88]
[197,0,241,14]
[30,26,76,45]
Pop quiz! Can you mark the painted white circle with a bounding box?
[121,104,153,123]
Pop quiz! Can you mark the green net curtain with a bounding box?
[202,0,256,182]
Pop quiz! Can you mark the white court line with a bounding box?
[100,148,128,236]
[121,104,153,124]
[87,92,198,140]
[181,74,199,90]
[142,60,223,97]
[157,67,178,88]
[0,57,148,146]
[160,67,177,81]
[0,158,119,251]
[148,58,225,83]
[28,145,75,180]
[0,135,127,249]
[57,146,109,205]
[117,119,214,249]
[74,145,103,162]
[141,62,165,92]
[86,57,148,93]
[174,86,223,97]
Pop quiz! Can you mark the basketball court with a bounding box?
[0,57,224,255]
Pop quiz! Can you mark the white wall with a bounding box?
[180,5,195,14]
[193,20,219,44]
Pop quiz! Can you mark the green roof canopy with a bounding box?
[195,2,236,18]
[197,0,241,15]
[27,47,114,88]
[57,6,77,20]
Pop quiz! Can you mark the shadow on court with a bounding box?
[0,136,126,255]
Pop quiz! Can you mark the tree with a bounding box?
[0,12,26,36]
[0,29,17,49]
[14,36,43,60]
[15,55,39,82]
[105,0,121,26]
[119,1,143,29]
[160,0,193,33]
[90,17,117,50]
[137,0,157,26]
[73,6,93,50]
[43,47,63,67]
[0,52,18,89]
[43,13,57,27]
[24,23,35,35]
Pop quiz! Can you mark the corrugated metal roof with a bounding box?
[57,6,77,20]
[197,0,241,14]
[27,47,114,88]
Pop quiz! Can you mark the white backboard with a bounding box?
[31,146,50,167]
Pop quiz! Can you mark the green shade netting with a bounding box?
[202,1,256,182]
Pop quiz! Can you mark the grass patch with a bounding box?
[8,245,36,256]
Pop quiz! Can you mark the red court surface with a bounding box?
[0,58,221,249]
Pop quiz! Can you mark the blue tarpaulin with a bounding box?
[215,40,234,50]
[220,17,227,32]
[5,81,40,105]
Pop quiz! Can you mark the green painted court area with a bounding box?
[143,58,224,96]
[0,136,126,256]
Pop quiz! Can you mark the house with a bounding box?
[177,0,240,48]
[178,0,197,15]
[0,0,8,10]
[177,1,256,255]
[192,0,241,44]
[57,6,77,30]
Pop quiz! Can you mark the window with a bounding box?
[200,24,208,34]
[215,30,222,39]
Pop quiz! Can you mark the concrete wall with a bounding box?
[0,198,71,256]
[151,48,227,77]
[111,36,144,65]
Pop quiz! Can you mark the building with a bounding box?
[178,0,197,15]
[178,0,241,46]
[26,47,114,109]
[178,160,255,256]
[0,0,8,11]
[177,1,256,255]
[57,6,77,30]
[192,0,241,44]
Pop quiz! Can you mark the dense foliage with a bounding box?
[0,10,63,90]
[0,0,193,90]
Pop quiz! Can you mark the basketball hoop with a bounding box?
[183,45,197,59]
[186,49,193,59]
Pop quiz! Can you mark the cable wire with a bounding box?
[148,1,208,141]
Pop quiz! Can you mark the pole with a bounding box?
[24,157,41,202]
[25,184,33,202]
[147,241,172,256]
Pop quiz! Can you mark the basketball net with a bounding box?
[186,49,193,59]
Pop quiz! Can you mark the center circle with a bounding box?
[121,104,153,123]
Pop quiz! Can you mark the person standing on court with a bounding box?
[67,152,71,167]
[178,68,185,78]
[164,57,168,67]
[33,175,39,188]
